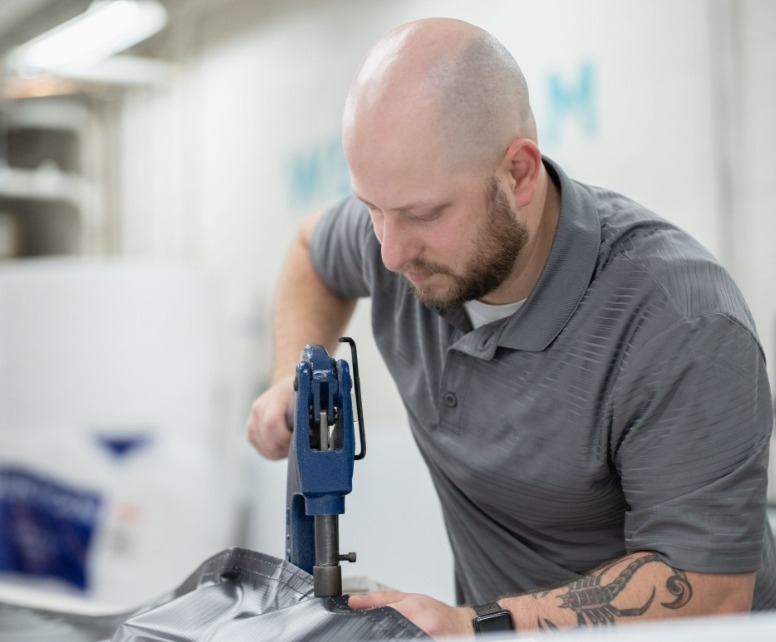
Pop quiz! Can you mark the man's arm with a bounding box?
[350,551,755,638]
[505,552,753,630]
[246,210,357,459]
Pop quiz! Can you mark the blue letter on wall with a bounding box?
[288,136,350,209]
[543,61,597,145]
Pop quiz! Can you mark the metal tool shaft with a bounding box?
[314,514,342,597]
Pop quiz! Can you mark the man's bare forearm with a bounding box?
[271,210,357,383]
[499,552,754,631]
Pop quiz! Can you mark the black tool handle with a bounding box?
[339,336,366,460]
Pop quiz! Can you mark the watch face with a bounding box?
[475,609,514,632]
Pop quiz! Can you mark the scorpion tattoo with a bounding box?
[556,553,693,626]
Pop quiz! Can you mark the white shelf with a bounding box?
[0,165,88,206]
[3,98,90,132]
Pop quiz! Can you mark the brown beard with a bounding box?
[404,176,528,308]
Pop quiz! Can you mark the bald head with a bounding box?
[343,18,536,174]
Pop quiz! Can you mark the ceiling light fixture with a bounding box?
[8,0,168,74]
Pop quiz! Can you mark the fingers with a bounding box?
[348,591,406,610]
[349,592,473,638]
[246,377,295,459]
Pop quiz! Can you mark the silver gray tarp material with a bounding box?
[0,548,428,641]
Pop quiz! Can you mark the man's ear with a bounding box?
[501,139,542,209]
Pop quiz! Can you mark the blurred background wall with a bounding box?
[0,0,773,607]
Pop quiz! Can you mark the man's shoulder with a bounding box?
[585,185,755,332]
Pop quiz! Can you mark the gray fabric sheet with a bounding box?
[0,548,428,641]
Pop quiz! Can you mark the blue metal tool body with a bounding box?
[286,342,363,589]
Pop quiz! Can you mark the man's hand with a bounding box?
[246,375,295,459]
[349,591,475,639]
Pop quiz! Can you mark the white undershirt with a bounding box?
[463,298,526,329]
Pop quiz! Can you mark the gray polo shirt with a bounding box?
[310,158,776,609]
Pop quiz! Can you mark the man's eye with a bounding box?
[410,208,443,222]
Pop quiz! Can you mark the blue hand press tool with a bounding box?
[286,337,366,597]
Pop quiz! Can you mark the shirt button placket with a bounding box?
[438,351,467,434]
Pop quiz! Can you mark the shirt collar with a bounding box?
[437,157,601,352]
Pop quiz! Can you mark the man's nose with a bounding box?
[378,216,419,273]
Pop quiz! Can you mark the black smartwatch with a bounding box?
[472,601,515,634]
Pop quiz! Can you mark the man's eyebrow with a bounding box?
[352,192,445,214]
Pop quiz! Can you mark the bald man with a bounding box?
[247,18,776,637]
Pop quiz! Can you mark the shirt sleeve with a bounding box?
[309,196,378,299]
[611,313,773,573]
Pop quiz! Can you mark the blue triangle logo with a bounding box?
[94,432,152,460]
